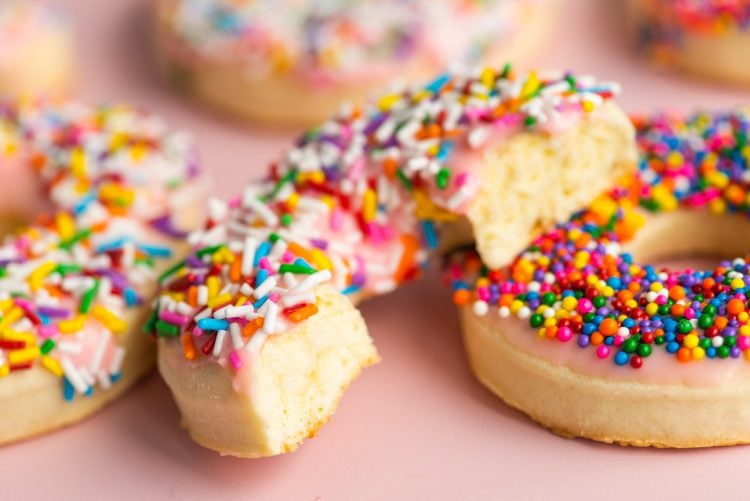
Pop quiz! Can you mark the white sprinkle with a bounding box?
[253,277,278,299]
[287,269,332,296]
[241,236,258,276]
[61,358,88,394]
[213,330,226,358]
[108,347,126,375]
[89,330,111,373]
[230,323,244,349]
[197,285,208,306]
[262,301,279,334]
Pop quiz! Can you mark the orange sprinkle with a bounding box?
[393,234,419,283]
[677,347,691,363]
[727,298,745,316]
[453,289,471,306]
[242,317,264,338]
[181,335,196,361]
[288,242,314,263]
[599,318,618,336]
[230,254,242,282]
[289,304,319,323]
[187,286,197,308]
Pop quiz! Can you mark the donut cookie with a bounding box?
[0,1,74,98]
[447,107,750,447]
[629,0,750,86]
[0,100,203,444]
[154,0,553,125]
[152,65,636,457]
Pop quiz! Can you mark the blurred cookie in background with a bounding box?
[0,0,74,99]
[154,0,554,127]
[628,0,750,86]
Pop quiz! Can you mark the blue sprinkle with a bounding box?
[72,192,96,216]
[197,318,229,331]
[138,243,173,258]
[84,386,94,397]
[124,288,138,307]
[253,296,269,310]
[255,268,269,287]
[614,351,629,366]
[425,73,450,93]
[110,372,122,383]
[342,285,361,296]
[253,241,271,266]
[96,237,128,253]
[293,258,313,269]
[421,220,439,250]
[63,378,75,401]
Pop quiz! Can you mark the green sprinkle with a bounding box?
[40,339,55,355]
[268,233,280,243]
[264,169,298,201]
[155,320,180,337]
[135,256,155,267]
[279,263,317,275]
[524,115,536,128]
[59,228,92,250]
[55,263,82,275]
[281,214,293,227]
[500,63,512,78]
[396,170,412,191]
[158,260,184,284]
[143,306,160,334]
[436,168,451,190]
[196,244,224,258]
[79,279,100,314]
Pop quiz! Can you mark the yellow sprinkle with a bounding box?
[70,147,86,179]
[206,276,219,299]
[109,132,127,150]
[0,307,23,331]
[58,314,87,334]
[130,144,147,162]
[378,94,400,111]
[480,67,495,88]
[234,295,248,307]
[212,247,235,265]
[362,188,377,222]
[286,192,299,210]
[8,346,40,365]
[520,72,540,98]
[28,261,56,291]
[207,293,232,309]
[91,305,127,334]
[692,347,706,361]
[55,212,76,240]
[413,189,459,222]
[41,356,63,377]
[582,100,595,113]
[684,334,699,349]
[0,299,14,314]
[1,330,35,345]
[0,365,8,377]
[311,249,333,271]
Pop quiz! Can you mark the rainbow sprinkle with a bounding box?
[158,0,526,84]
[0,100,199,398]
[153,65,619,369]
[634,0,750,64]
[447,107,750,368]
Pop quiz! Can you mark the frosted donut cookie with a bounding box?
[152,65,635,457]
[0,101,202,444]
[629,0,750,86]
[154,0,553,126]
[0,1,74,99]
[447,107,750,448]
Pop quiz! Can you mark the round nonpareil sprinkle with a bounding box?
[447,107,750,368]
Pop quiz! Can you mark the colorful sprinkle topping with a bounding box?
[153,65,620,369]
[0,101,199,398]
[447,107,750,368]
[158,0,524,83]
[634,0,750,63]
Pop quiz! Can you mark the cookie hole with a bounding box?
[624,209,750,269]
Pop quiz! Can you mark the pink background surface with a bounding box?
[3,0,750,499]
